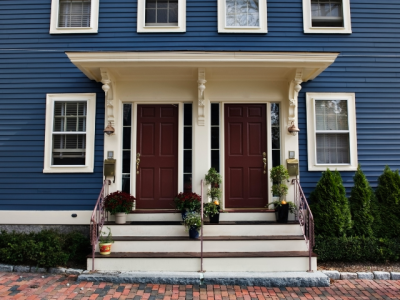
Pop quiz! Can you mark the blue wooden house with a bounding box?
[0,0,399,272]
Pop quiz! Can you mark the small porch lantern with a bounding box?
[288,121,300,136]
[104,122,115,136]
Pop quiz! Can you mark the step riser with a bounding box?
[105,225,303,236]
[88,257,317,272]
[111,213,284,222]
[95,240,308,252]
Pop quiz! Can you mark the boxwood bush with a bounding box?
[0,230,89,268]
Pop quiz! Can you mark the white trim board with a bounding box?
[0,211,92,225]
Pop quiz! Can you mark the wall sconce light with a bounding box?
[104,122,115,136]
[288,121,300,136]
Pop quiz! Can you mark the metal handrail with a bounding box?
[293,179,315,272]
[200,179,204,272]
[90,179,111,271]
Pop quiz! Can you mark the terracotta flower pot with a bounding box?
[99,243,112,255]
[115,212,127,224]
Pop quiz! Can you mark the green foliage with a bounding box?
[203,202,220,217]
[99,227,114,244]
[374,166,400,238]
[104,191,135,214]
[309,169,352,237]
[349,165,374,237]
[270,165,289,198]
[314,235,400,263]
[183,212,202,232]
[207,188,222,202]
[0,230,89,268]
[204,168,222,186]
[268,200,297,214]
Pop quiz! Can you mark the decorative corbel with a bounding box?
[288,69,303,133]
[197,68,207,126]
[101,68,115,131]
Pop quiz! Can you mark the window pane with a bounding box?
[211,150,220,173]
[123,151,131,173]
[146,0,156,8]
[184,150,192,173]
[123,104,132,126]
[52,134,86,165]
[157,9,168,23]
[145,0,178,25]
[184,127,192,150]
[272,127,280,149]
[272,150,280,168]
[184,174,192,193]
[59,0,91,28]
[184,104,192,126]
[211,103,220,126]
[316,133,350,164]
[123,127,131,150]
[169,4,178,23]
[145,9,156,23]
[211,127,219,149]
[122,174,130,194]
[311,0,343,27]
[315,100,348,131]
[271,104,279,126]
[226,0,259,27]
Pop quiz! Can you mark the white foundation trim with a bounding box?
[0,211,92,225]
[50,0,100,34]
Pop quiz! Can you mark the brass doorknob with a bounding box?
[136,153,140,174]
[263,152,267,174]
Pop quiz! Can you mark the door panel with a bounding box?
[136,105,178,209]
[225,104,268,208]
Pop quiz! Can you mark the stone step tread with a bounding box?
[90,251,316,258]
[104,221,299,226]
[127,209,275,214]
[110,235,304,241]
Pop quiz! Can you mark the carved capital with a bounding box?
[288,69,303,130]
[197,68,207,126]
[101,68,115,130]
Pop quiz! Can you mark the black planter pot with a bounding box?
[189,227,200,239]
[275,204,289,223]
[209,213,220,223]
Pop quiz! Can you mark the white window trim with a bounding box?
[218,0,268,33]
[50,0,100,34]
[302,0,352,34]
[137,0,186,32]
[306,92,357,171]
[44,93,96,173]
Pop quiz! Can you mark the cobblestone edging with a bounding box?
[322,270,400,280]
[0,263,84,275]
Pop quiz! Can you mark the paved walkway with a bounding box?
[1,272,399,299]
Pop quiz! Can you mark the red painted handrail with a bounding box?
[90,179,111,271]
[293,179,315,272]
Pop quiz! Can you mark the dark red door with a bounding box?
[225,104,268,208]
[136,105,178,209]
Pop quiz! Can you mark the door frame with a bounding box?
[127,102,184,199]
[219,101,276,209]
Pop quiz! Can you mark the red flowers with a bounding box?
[174,192,201,212]
[104,191,135,215]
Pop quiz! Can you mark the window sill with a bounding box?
[308,164,357,172]
[43,166,94,173]
[304,27,352,34]
[50,27,98,34]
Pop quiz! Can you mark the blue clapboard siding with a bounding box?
[0,0,400,210]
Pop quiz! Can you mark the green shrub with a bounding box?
[349,166,374,237]
[314,235,400,262]
[0,230,89,268]
[374,166,400,238]
[309,169,352,237]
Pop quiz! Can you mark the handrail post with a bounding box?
[200,179,204,273]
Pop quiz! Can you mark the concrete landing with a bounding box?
[78,271,329,287]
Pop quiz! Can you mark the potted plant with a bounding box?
[268,165,295,223]
[104,191,135,224]
[204,168,222,223]
[183,212,202,239]
[174,192,201,220]
[99,227,114,255]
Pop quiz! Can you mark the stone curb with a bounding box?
[77,271,330,287]
[0,264,83,275]
[322,270,394,280]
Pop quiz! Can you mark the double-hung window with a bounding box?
[306,93,357,171]
[137,0,186,32]
[44,94,96,173]
[218,0,267,33]
[50,0,100,34]
[303,0,351,33]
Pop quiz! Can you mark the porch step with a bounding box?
[88,251,317,272]
[95,235,308,252]
[103,221,303,236]
[108,211,286,222]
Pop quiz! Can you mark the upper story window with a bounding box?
[50,0,100,34]
[303,0,351,34]
[44,94,96,173]
[137,0,186,32]
[218,0,267,33]
[306,93,357,171]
